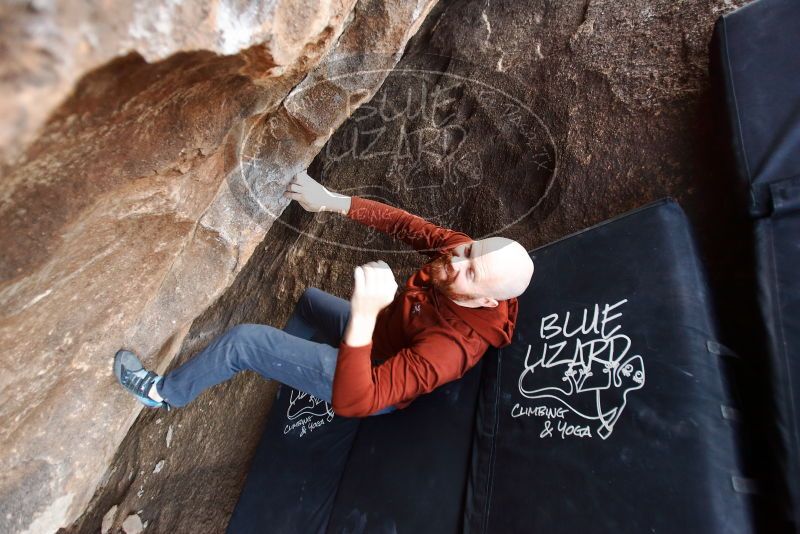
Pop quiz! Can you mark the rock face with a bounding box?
[0,0,438,532]
[67,0,780,532]
[0,0,343,171]
[4,0,778,532]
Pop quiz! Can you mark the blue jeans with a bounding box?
[157,287,396,416]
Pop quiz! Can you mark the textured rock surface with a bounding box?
[65,0,783,532]
[0,0,343,171]
[5,0,782,531]
[120,513,143,534]
[0,0,437,532]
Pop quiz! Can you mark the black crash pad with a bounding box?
[227,385,360,534]
[713,0,800,218]
[326,360,483,533]
[464,200,752,533]
[713,0,800,527]
[228,339,485,534]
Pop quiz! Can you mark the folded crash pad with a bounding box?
[713,0,800,527]
[464,200,752,533]
[227,384,360,534]
[228,331,485,534]
[326,360,483,533]
[713,0,800,218]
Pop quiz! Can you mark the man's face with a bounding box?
[429,237,533,307]
[428,241,483,303]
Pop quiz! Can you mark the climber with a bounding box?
[113,170,533,417]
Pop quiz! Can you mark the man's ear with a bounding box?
[481,297,499,308]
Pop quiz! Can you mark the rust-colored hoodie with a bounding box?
[332,196,519,417]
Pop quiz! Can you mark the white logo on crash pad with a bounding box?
[513,299,645,440]
[283,390,335,437]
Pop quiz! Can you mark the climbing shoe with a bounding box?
[113,349,169,409]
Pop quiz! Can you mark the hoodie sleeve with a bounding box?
[331,330,489,417]
[346,196,473,257]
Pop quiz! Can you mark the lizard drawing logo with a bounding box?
[517,299,645,439]
[287,390,335,422]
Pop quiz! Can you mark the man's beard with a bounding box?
[428,249,479,302]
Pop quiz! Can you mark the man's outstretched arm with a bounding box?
[283,171,472,257]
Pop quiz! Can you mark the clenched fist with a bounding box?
[283,170,351,214]
[351,260,398,317]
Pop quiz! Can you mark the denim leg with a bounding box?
[283,307,317,341]
[293,287,352,346]
[158,287,396,415]
[158,323,338,408]
[292,288,396,415]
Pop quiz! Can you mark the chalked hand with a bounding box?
[283,170,350,214]
[350,260,398,317]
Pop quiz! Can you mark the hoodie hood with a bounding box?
[408,260,519,348]
[437,288,518,347]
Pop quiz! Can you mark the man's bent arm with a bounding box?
[342,311,376,347]
[331,330,488,417]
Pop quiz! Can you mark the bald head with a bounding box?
[429,237,534,308]
[476,237,534,301]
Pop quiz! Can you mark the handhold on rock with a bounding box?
[100,505,117,533]
[153,460,165,474]
[122,513,144,534]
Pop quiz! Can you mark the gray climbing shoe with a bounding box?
[113,349,169,409]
